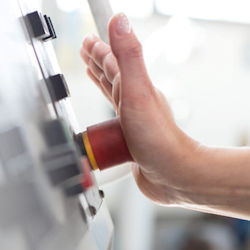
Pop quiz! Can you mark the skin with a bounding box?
[80,13,250,220]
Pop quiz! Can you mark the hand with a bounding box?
[80,13,199,205]
[80,14,250,220]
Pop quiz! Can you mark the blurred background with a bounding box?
[41,0,250,249]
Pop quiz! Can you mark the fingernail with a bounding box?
[115,13,131,36]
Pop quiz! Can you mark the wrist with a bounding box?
[161,126,205,194]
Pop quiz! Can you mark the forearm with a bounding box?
[174,143,250,220]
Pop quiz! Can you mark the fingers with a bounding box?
[80,49,89,65]
[99,74,113,101]
[81,34,119,84]
[91,42,119,83]
[86,68,113,103]
[108,13,154,105]
[85,56,113,98]
[86,67,99,86]
[88,59,103,80]
[81,34,122,109]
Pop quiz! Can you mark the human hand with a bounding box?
[80,13,199,205]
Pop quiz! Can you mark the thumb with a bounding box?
[108,13,153,105]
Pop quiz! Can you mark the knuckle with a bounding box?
[112,72,120,85]
[92,42,111,67]
[101,51,112,68]
[88,59,95,68]
[91,41,101,57]
[99,73,105,82]
[124,42,143,59]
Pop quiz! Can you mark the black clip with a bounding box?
[26,11,57,41]
[43,15,57,41]
[47,74,70,101]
